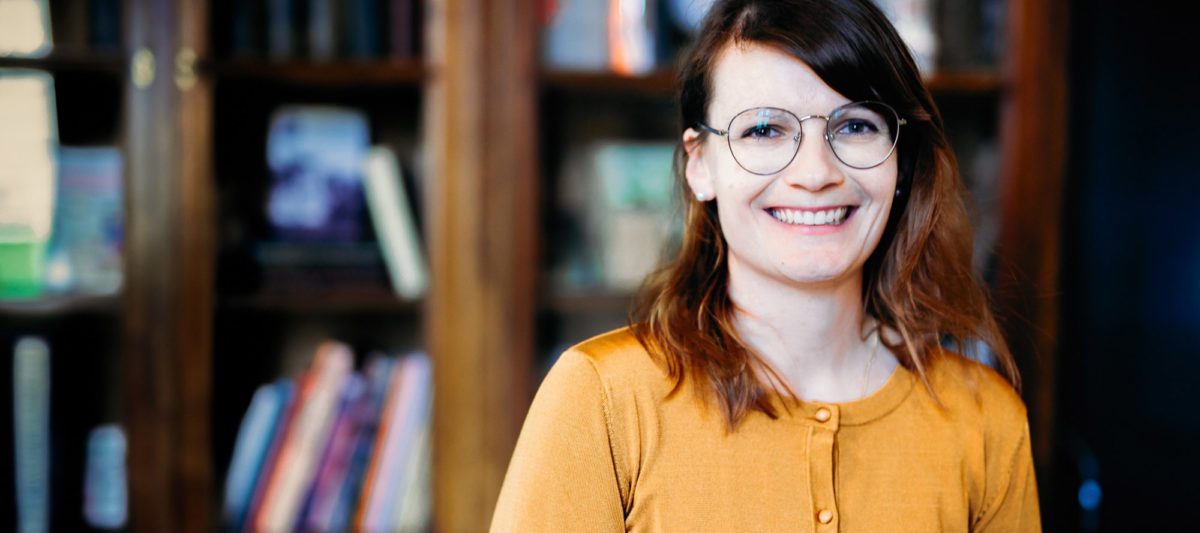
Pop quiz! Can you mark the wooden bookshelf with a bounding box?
[33,1,1062,532]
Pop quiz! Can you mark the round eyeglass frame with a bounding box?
[695,101,908,175]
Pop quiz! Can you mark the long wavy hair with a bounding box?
[629,0,1019,428]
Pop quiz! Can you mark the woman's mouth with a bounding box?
[768,206,851,226]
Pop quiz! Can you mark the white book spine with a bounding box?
[364,146,428,300]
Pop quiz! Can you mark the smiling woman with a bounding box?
[491,0,1040,531]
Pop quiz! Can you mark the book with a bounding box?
[553,141,678,291]
[265,105,371,242]
[873,0,938,74]
[43,146,124,296]
[82,424,127,529]
[387,0,415,60]
[223,379,293,531]
[296,372,367,531]
[88,0,121,51]
[344,0,383,59]
[358,352,430,532]
[266,0,298,60]
[0,70,57,299]
[363,146,428,300]
[542,0,609,71]
[608,0,657,75]
[240,379,297,532]
[13,337,50,533]
[308,0,338,61]
[666,0,715,34]
[326,355,394,532]
[254,341,354,532]
[388,385,432,531]
[0,0,53,57]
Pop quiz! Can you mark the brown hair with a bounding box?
[629,0,1019,428]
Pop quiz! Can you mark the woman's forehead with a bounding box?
[708,43,852,120]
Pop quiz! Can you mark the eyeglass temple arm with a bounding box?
[695,122,727,137]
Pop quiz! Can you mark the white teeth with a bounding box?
[771,207,848,226]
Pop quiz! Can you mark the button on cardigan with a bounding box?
[491,328,1041,532]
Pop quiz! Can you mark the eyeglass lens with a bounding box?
[726,102,900,174]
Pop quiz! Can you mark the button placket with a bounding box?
[807,404,840,531]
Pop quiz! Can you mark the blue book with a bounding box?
[83,425,127,529]
[265,106,370,243]
[327,355,394,531]
[43,146,123,296]
[235,379,296,532]
[13,337,50,533]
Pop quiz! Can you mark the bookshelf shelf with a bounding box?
[539,68,1004,98]
[542,69,676,96]
[219,292,424,314]
[541,290,636,315]
[0,294,120,317]
[0,52,125,73]
[207,59,424,86]
[925,69,1006,95]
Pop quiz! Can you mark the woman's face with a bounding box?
[684,43,898,292]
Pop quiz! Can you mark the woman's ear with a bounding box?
[683,128,713,201]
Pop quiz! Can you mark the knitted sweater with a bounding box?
[492,327,1040,532]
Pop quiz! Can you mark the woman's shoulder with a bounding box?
[553,326,672,396]
[919,348,1029,431]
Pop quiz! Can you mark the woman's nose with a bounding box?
[779,119,843,191]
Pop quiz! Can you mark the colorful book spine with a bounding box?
[389,389,432,531]
[359,352,431,532]
[327,355,394,531]
[241,379,298,532]
[254,341,354,532]
[224,379,292,530]
[297,372,366,531]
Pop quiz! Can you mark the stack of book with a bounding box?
[221,0,421,62]
[224,343,432,533]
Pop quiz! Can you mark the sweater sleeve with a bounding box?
[973,409,1042,532]
[490,349,626,532]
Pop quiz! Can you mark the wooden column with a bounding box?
[995,0,1069,472]
[122,0,214,531]
[425,1,539,532]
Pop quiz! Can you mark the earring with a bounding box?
[695,192,707,201]
[895,188,902,197]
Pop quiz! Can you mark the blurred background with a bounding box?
[0,0,1195,531]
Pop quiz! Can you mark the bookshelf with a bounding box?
[1,3,126,531]
[0,0,1064,532]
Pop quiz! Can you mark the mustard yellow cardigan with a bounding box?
[492,328,1041,532]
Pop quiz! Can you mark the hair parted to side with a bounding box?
[628,0,1020,429]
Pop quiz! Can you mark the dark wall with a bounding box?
[1056,1,1200,530]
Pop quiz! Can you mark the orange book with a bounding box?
[254,341,353,532]
[353,356,407,531]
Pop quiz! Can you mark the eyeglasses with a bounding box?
[695,101,907,174]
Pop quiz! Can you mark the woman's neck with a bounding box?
[727,263,891,402]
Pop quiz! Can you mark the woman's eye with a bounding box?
[741,124,784,139]
[835,119,880,136]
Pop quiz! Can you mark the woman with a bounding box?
[492,0,1040,530]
